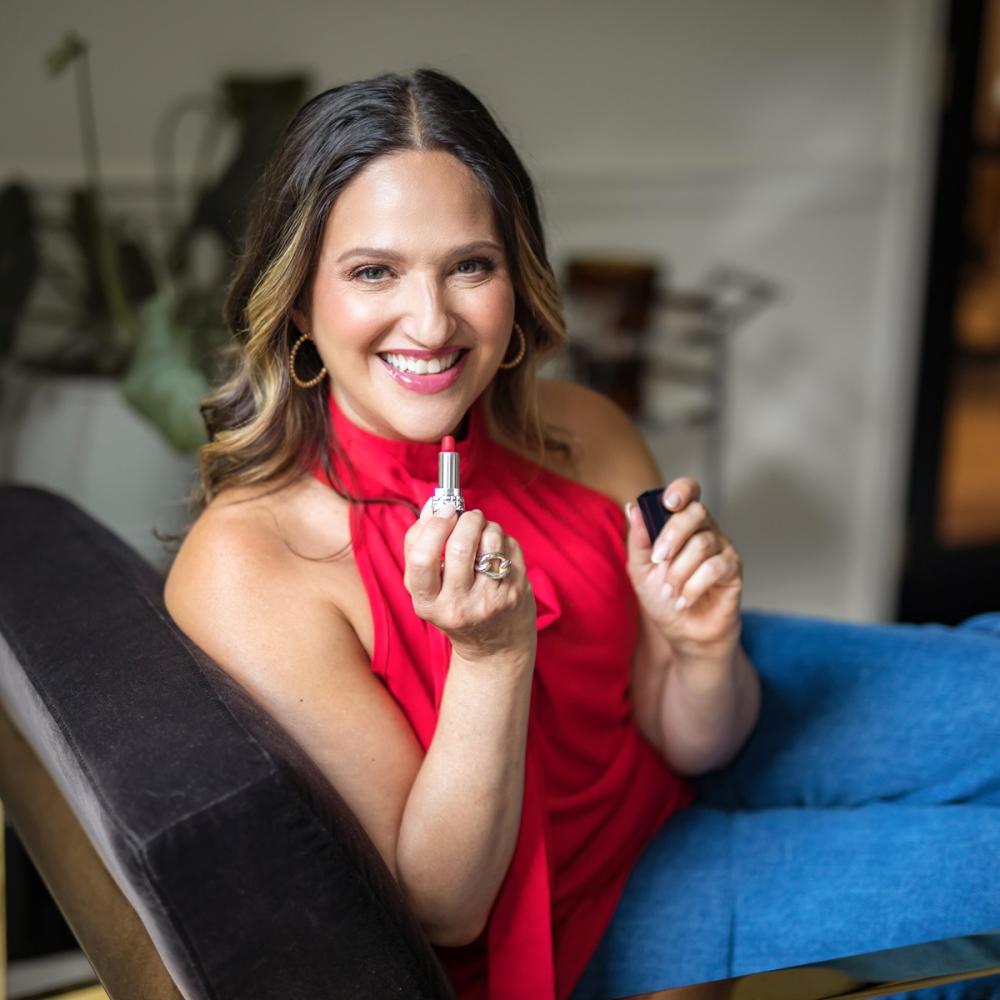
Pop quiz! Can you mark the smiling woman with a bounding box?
[163,66,703,999]
[165,68,680,1000]
[160,65,1000,1000]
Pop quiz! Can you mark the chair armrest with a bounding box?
[0,484,455,1000]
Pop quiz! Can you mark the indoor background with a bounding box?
[1,1,998,991]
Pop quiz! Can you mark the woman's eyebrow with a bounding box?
[335,240,503,263]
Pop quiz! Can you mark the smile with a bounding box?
[379,350,466,375]
[377,349,471,395]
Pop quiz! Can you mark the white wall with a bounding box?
[1,0,945,621]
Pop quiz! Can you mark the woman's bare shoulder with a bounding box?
[535,377,662,510]
[224,473,352,550]
[165,473,355,613]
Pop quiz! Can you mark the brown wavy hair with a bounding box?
[161,68,574,559]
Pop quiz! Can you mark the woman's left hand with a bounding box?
[624,477,743,662]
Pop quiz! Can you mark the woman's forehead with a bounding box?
[322,150,498,248]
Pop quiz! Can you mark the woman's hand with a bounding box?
[624,478,743,662]
[404,499,537,664]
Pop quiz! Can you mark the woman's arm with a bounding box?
[164,508,533,948]
[650,636,761,776]
[630,599,761,775]
[396,646,534,945]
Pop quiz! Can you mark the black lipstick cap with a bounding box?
[636,487,673,544]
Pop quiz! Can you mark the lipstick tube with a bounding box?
[431,435,465,516]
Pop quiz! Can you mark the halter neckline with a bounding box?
[322,386,487,502]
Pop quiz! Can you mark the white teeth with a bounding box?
[381,351,462,375]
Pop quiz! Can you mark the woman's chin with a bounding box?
[368,394,470,444]
[398,409,470,444]
[372,357,482,440]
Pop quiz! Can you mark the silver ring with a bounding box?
[475,551,511,580]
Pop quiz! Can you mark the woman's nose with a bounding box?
[404,277,457,347]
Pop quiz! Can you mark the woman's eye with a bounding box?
[351,257,496,283]
[456,257,497,276]
[354,265,390,282]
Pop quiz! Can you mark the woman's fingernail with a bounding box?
[675,595,688,611]
[651,532,674,563]
[420,497,434,519]
[624,501,636,520]
[665,492,682,510]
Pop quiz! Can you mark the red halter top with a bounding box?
[310,386,693,999]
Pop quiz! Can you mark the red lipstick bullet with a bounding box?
[431,434,465,516]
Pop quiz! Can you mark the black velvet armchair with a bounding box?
[2,483,1000,1000]
[0,484,456,999]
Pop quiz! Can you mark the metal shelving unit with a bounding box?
[565,266,779,519]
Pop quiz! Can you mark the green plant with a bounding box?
[0,33,294,452]
[57,32,212,450]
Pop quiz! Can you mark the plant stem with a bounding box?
[76,40,135,361]
[75,41,101,194]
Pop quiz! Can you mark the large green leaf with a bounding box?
[121,290,210,452]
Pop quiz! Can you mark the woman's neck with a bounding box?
[452,410,471,442]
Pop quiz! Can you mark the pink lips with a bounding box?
[378,351,469,394]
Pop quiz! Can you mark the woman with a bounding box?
[164,69,1000,1000]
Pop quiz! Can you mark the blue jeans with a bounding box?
[570,610,1000,1000]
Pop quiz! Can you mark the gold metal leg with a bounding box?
[1,797,110,1000]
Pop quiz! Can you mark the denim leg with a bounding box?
[693,610,1000,810]
[570,802,1000,1000]
[572,610,1000,1000]
[957,611,1000,638]
[569,806,733,999]
[727,804,1000,980]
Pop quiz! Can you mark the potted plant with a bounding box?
[0,32,308,570]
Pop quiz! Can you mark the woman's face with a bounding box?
[295,149,517,443]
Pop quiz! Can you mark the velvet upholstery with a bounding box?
[0,484,456,1000]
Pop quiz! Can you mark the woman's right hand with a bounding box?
[403,499,537,664]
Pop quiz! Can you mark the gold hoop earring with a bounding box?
[498,321,526,370]
[289,331,327,389]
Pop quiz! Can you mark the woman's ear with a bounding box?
[290,305,309,334]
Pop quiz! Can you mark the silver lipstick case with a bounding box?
[430,449,465,515]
